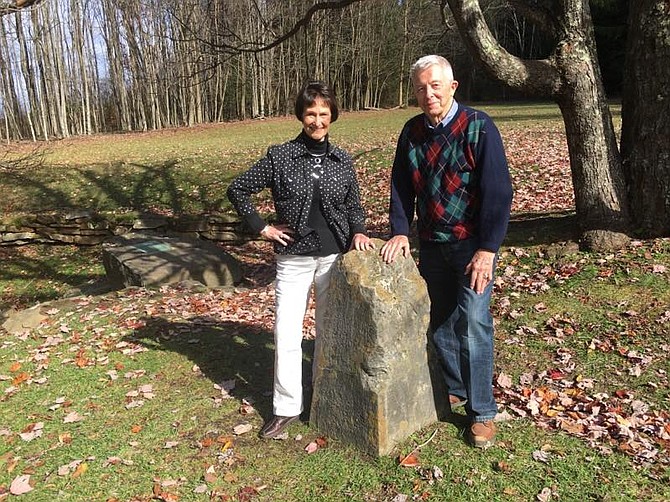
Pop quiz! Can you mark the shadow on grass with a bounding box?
[0,159,232,215]
[505,210,579,247]
[124,317,315,423]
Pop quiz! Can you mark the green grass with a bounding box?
[2,289,667,501]
[0,245,106,312]
[0,103,569,217]
[0,107,418,217]
[1,103,669,501]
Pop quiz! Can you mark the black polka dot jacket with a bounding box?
[226,134,368,255]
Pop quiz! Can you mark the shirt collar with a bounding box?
[425,99,459,130]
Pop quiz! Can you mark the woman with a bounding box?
[227,80,374,439]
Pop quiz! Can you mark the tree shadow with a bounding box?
[505,210,579,247]
[123,316,315,422]
[0,158,232,215]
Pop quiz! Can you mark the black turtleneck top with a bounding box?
[300,131,341,256]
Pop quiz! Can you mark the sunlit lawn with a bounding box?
[1,103,668,501]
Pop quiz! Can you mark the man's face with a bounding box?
[413,65,459,125]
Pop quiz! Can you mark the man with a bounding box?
[380,55,513,448]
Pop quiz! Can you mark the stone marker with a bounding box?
[102,233,242,288]
[310,239,447,456]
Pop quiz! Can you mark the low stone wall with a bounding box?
[0,210,251,246]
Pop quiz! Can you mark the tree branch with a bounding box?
[444,0,562,97]
[0,0,42,17]
[211,0,366,54]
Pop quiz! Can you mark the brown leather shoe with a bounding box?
[259,415,300,439]
[449,394,467,408]
[470,420,496,448]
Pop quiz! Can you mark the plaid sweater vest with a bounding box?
[406,110,484,242]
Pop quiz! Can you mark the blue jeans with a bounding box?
[419,239,497,423]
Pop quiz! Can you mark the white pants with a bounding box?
[273,253,339,417]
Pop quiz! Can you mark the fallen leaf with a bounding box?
[19,422,44,442]
[238,486,258,502]
[9,474,33,495]
[63,411,84,423]
[216,379,236,399]
[11,372,29,386]
[138,384,153,394]
[398,452,420,467]
[492,460,512,473]
[496,372,513,388]
[103,457,123,467]
[536,487,552,502]
[239,402,255,415]
[203,465,217,483]
[232,423,252,435]
[71,463,88,478]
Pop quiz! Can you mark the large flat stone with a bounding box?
[310,239,447,456]
[102,233,242,288]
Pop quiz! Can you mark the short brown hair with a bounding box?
[294,80,339,122]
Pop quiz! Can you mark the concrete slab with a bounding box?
[102,233,242,289]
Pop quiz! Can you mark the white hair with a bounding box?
[410,55,454,82]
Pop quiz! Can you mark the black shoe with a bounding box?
[259,415,300,439]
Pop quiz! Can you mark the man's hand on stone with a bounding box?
[380,235,410,264]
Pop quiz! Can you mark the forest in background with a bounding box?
[0,0,627,141]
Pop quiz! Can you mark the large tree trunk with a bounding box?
[445,0,631,250]
[621,0,670,237]
[554,3,630,248]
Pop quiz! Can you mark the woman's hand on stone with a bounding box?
[350,233,375,251]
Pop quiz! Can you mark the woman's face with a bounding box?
[302,97,332,142]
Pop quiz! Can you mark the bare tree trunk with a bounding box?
[18,11,48,140]
[621,0,670,237]
[398,0,409,106]
[1,17,28,139]
[70,0,92,135]
[46,2,70,137]
[101,0,131,131]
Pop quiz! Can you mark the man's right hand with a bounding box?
[380,235,410,263]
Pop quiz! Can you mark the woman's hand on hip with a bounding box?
[260,224,295,246]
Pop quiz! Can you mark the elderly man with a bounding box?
[381,55,513,448]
